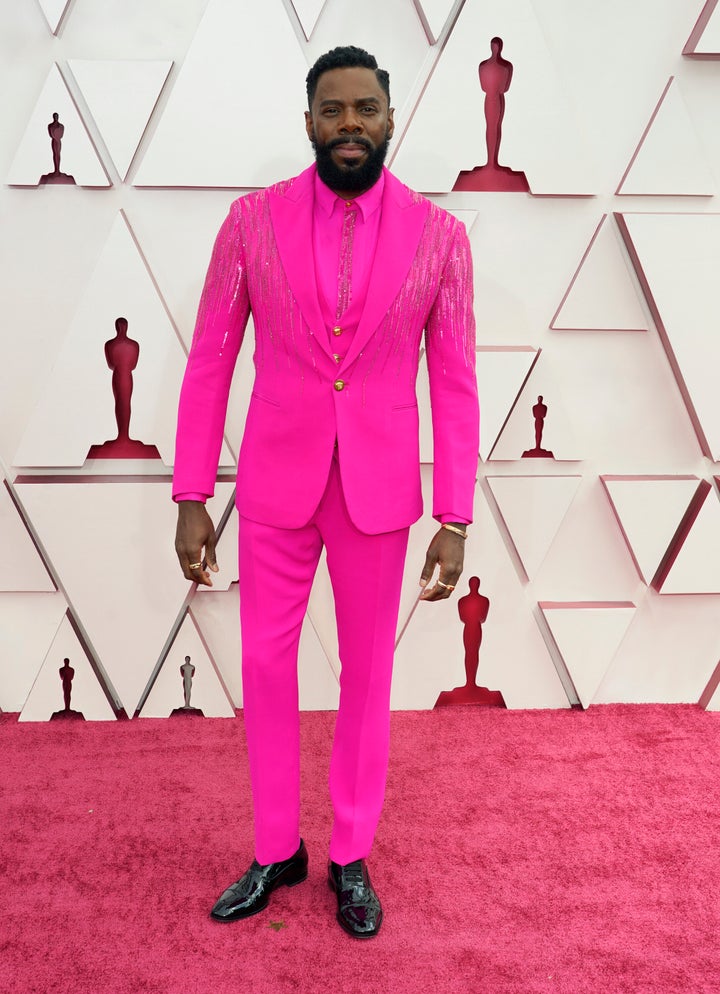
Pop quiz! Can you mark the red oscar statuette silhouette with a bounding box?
[453,37,529,193]
[522,395,554,459]
[39,113,76,185]
[170,655,205,717]
[434,577,505,707]
[87,317,161,459]
[50,657,85,721]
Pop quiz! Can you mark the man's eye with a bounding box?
[361,106,377,114]
[323,108,339,116]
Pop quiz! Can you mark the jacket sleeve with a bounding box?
[172,200,251,499]
[424,218,479,523]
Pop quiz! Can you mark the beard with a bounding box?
[312,134,390,193]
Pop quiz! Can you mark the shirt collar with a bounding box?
[314,168,385,222]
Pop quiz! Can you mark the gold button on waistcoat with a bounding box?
[333,354,342,364]
[333,379,346,392]
[333,326,343,336]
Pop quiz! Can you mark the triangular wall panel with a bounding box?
[68,60,173,180]
[36,0,72,35]
[139,612,235,718]
[392,0,595,193]
[488,353,581,460]
[15,480,235,716]
[540,602,636,708]
[476,348,538,461]
[412,0,459,42]
[617,212,720,461]
[0,594,67,712]
[486,476,582,580]
[600,476,708,586]
[683,0,720,55]
[134,0,310,187]
[393,467,571,710]
[20,614,116,722]
[290,0,328,39]
[6,64,109,186]
[14,212,233,468]
[661,488,720,594]
[551,215,648,332]
[0,481,55,592]
[616,77,715,196]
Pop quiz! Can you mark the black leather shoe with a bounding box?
[328,858,383,938]
[210,840,308,922]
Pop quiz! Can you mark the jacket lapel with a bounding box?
[340,169,430,371]
[268,164,334,362]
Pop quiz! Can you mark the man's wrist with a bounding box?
[441,522,467,539]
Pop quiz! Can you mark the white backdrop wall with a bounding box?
[1,0,720,720]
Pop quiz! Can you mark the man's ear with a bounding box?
[304,110,315,143]
[386,107,395,141]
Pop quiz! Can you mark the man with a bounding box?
[173,46,479,939]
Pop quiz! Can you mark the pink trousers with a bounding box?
[238,457,409,866]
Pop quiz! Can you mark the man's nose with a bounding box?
[339,109,363,133]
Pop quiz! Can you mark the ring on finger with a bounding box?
[437,580,455,591]
[188,562,203,570]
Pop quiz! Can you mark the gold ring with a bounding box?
[188,562,203,570]
[437,581,455,591]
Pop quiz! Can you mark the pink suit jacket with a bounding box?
[173,165,479,535]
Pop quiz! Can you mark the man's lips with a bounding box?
[332,143,368,160]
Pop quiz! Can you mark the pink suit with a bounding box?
[174,164,479,864]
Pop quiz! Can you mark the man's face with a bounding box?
[305,66,394,193]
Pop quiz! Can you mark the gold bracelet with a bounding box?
[441,523,467,539]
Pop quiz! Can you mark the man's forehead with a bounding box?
[313,66,386,103]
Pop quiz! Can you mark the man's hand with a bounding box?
[175,501,219,587]
[419,526,466,601]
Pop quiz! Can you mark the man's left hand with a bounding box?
[419,526,466,601]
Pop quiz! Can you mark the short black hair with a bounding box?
[306,46,391,110]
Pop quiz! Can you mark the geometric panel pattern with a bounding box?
[36,0,72,34]
[486,475,583,581]
[0,480,55,592]
[476,348,538,461]
[19,613,116,722]
[488,352,581,461]
[391,469,571,710]
[600,476,709,586]
[68,60,173,181]
[289,0,329,39]
[617,211,720,461]
[133,0,310,187]
[138,612,235,718]
[539,601,636,709]
[660,486,720,594]
[14,212,233,468]
[391,0,595,193]
[0,593,67,712]
[616,77,716,196]
[6,64,110,187]
[14,480,235,717]
[683,0,720,56]
[550,215,648,332]
[412,0,458,42]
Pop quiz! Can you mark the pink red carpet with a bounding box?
[1,705,718,994]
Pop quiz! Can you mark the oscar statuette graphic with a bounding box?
[522,395,555,459]
[87,317,161,459]
[434,578,505,707]
[39,113,76,185]
[454,38,529,193]
[50,657,85,720]
[170,656,205,717]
